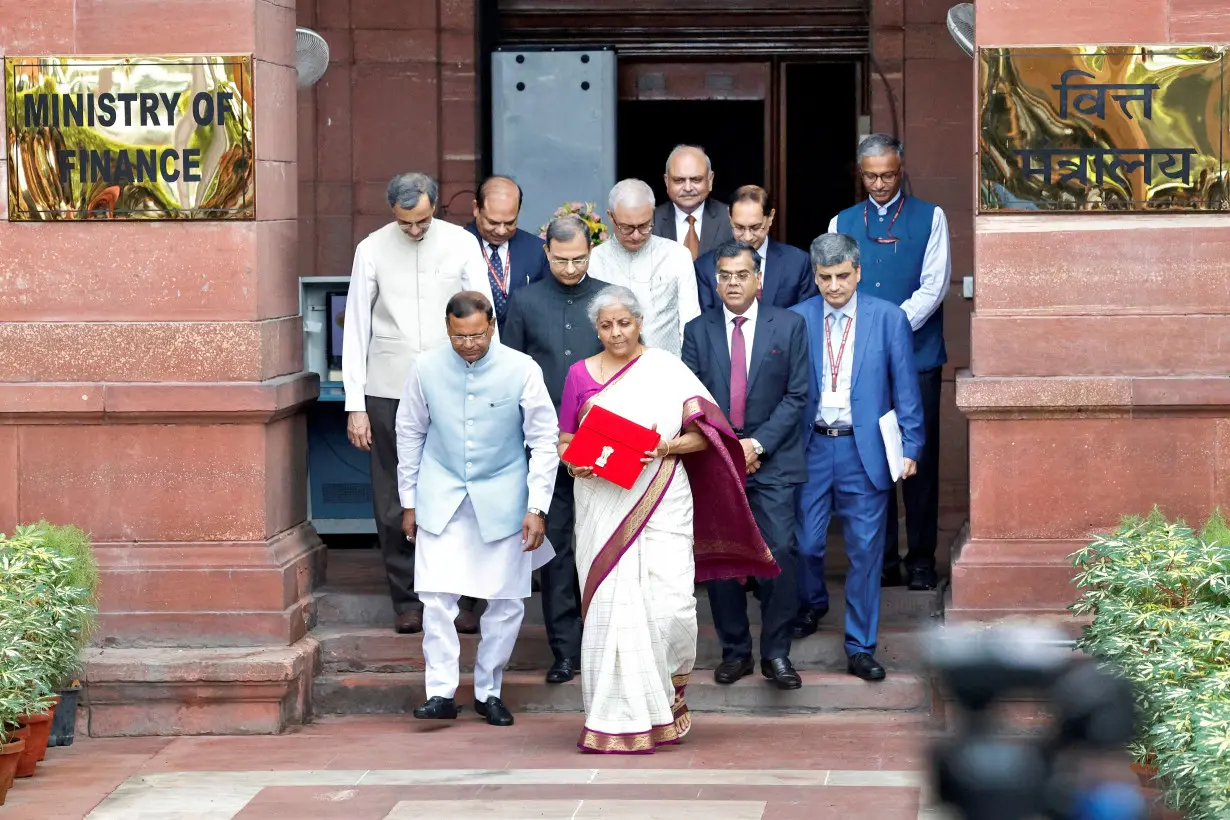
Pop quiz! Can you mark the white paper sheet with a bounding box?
[879,409,905,482]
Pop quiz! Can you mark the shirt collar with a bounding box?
[674,203,703,223]
[868,190,902,214]
[723,298,759,327]
[823,293,857,319]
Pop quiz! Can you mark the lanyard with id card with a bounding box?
[823,312,853,412]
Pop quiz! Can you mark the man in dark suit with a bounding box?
[695,185,817,312]
[652,144,733,260]
[790,232,924,682]
[681,240,810,690]
[465,175,553,331]
[502,214,605,685]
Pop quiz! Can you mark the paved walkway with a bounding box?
[4,712,944,819]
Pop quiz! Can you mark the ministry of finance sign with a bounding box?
[979,46,1227,212]
[4,55,254,221]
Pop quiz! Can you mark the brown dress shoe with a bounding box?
[454,608,480,634]
[394,609,422,634]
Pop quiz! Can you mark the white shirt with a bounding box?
[817,293,857,428]
[394,353,558,513]
[826,192,950,331]
[341,221,496,412]
[755,237,770,282]
[588,235,701,356]
[722,298,758,378]
[674,203,704,245]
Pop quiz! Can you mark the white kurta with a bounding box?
[394,357,559,600]
[588,235,701,356]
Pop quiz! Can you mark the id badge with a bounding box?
[821,390,850,410]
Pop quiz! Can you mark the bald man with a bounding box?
[466,176,552,330]
[652,144,733,260]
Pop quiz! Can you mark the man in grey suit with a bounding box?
[653,144,734,261]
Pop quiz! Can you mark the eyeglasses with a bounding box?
[611,218,653,237]
[860,170,900,185]
[449,329,490,344]
[716,272,757,284]
[398,216,433,231]
[549,255,590,269]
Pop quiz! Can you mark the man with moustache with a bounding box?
[682,240,810,690]
[588,178,700,356]
[827,134,950,593]
[465,175,552,331]
[790,233,923,682]
[695,185,817,312]
[502,214,606,684]
[343,172,497,636]
[653,144,733,260]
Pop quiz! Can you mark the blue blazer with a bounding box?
[681,306,811,486]
[790,294,924,492]
[695,240,818,313]
[463,223,552,297]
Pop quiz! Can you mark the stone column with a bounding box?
[952,0,1230,624]
[0,1,322,734]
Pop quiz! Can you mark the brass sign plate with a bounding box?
[4,55,255,221]
[979,46,1227,212]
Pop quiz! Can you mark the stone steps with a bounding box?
[315,622,930,675]
[312,669,933,716]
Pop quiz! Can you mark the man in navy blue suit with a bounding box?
[789,232,923,682]
[465,176,552,331]
[695,186,817,313]
[682,240,810,690]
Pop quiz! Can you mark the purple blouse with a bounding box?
[558,360,604,434]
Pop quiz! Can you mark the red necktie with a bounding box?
[730,316,748,429]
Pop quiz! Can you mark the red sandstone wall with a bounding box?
[297,0,481,281]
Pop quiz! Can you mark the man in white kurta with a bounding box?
[589,179,701,356]
[343,172,497,637]
[395,291,559,726]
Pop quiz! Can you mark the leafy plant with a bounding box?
[1070,507,1230,819]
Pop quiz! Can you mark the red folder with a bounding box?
[562,405,662,490]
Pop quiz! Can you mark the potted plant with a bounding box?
[29,521,97,747]
[0,523,96,774]
[1071,507,1230,820]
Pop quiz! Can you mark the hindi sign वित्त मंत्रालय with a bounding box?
[4,55,255,221]
[978,46,1228,213]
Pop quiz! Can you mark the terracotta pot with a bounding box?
[33,696,59,761]
[1131,761,1160,788]
[0,736,25,806]
[14,702,56,778]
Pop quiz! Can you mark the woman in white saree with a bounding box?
[558,286,778,754]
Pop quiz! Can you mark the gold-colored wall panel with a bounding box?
[979,46,1227,213]
[4,55,255,221]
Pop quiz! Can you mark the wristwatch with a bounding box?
[750,439,765,456]
[528,507,547,521]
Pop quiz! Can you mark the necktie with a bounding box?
[487,244,508,319]
[683,215,700,260]
[822,311,842,425]
[730,316,748,429]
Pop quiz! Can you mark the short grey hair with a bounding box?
[811,233,861,270]
[586,285,644,328]
[665,143,713,175]
[607,179,655,212]
[857,133,904,163]
[387,172,439,209]
[546,214,591,247]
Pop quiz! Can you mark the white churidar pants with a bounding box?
[420,592,526,702]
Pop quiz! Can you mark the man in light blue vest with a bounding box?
[825,133,950,596]
[395,292,560,726]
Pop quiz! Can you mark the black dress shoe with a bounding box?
[394,609,423,634]
[546,657,579,684]
[713,657,755,684]
[881,566,905,587]
[791,605,828,640]
[454,608,480,635]
[474,696,514,726]
[413,696,459,719]
[760,658,802,690]
[907,566,939,591]
[847,652,886,681]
